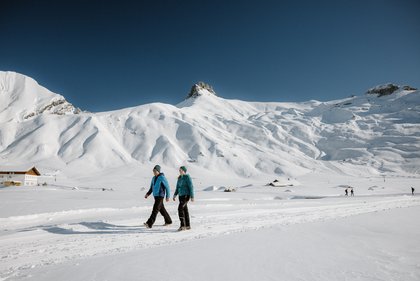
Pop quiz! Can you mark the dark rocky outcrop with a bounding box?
[366,83,417,97]
[402,85,417,91]
[186,82,217,99]
[23,98,81,119]
[366,84,400,97]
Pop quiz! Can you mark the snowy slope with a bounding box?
[0,71,80,122]
[0,73,419,281]
[0,71,419,182]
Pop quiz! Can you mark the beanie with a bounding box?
[180,166,187,173]
[153,165,161,173]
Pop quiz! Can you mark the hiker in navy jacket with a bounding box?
[173,166,194,231]
[144,165,172,228]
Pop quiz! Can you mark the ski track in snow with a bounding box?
[1,195,419,280]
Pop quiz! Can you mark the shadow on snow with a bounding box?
[21,221,177,235]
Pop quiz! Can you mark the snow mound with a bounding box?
[321,108,355,123]
[203,186,220,191]
[267,178,299,187]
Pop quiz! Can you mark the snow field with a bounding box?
[1,193,419,280]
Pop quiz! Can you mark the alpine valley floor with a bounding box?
[0,173,419,281]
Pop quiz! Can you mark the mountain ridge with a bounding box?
[0,71,419,181]
[0,71,81,122]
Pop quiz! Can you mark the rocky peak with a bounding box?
[186,82,217,99]
[366,83,417,97]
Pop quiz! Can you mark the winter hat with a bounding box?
[153,165,161,173]
[180,166,187,173]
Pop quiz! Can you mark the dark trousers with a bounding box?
[178,195,190,227]
[146,197,172,227]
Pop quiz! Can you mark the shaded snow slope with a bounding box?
[0,71,419,180]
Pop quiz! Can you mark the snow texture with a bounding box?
[1,71,419,181]
[0,71,419,280]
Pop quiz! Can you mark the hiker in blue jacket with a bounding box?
[144,165,172,228]
[173,166,194,231]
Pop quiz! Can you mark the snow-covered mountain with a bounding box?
[0,72,81,122]
[0,71,419,179]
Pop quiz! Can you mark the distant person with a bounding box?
[144,165,172,228]
[350,188,354,197]
[412,187,415,196]
[345,188,348,196]
[173,166,194,231]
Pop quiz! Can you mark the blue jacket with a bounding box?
[174,174,194,198]
[147,173,170,198]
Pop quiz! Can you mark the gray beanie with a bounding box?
[153,165,161,173]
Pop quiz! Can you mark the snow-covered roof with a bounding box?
[0,165,41,175]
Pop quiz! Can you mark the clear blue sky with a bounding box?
[1,0,419,112]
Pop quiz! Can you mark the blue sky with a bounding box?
[1,0,419,112]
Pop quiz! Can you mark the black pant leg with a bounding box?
[178,196,190,227]
[146,197,163,227]
[184,201,190,227]
[159,201,172,224]
[178,200,186,227]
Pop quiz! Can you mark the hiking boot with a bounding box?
[178,226,187,231]
[163,222,172,226]
[186,226,191,230]
[143,222,151,229]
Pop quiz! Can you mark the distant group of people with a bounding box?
[344,187,354,197]
[344,186,416,197]
[144,165,194,231]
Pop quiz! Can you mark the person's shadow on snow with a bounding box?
[43,221,177,235]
